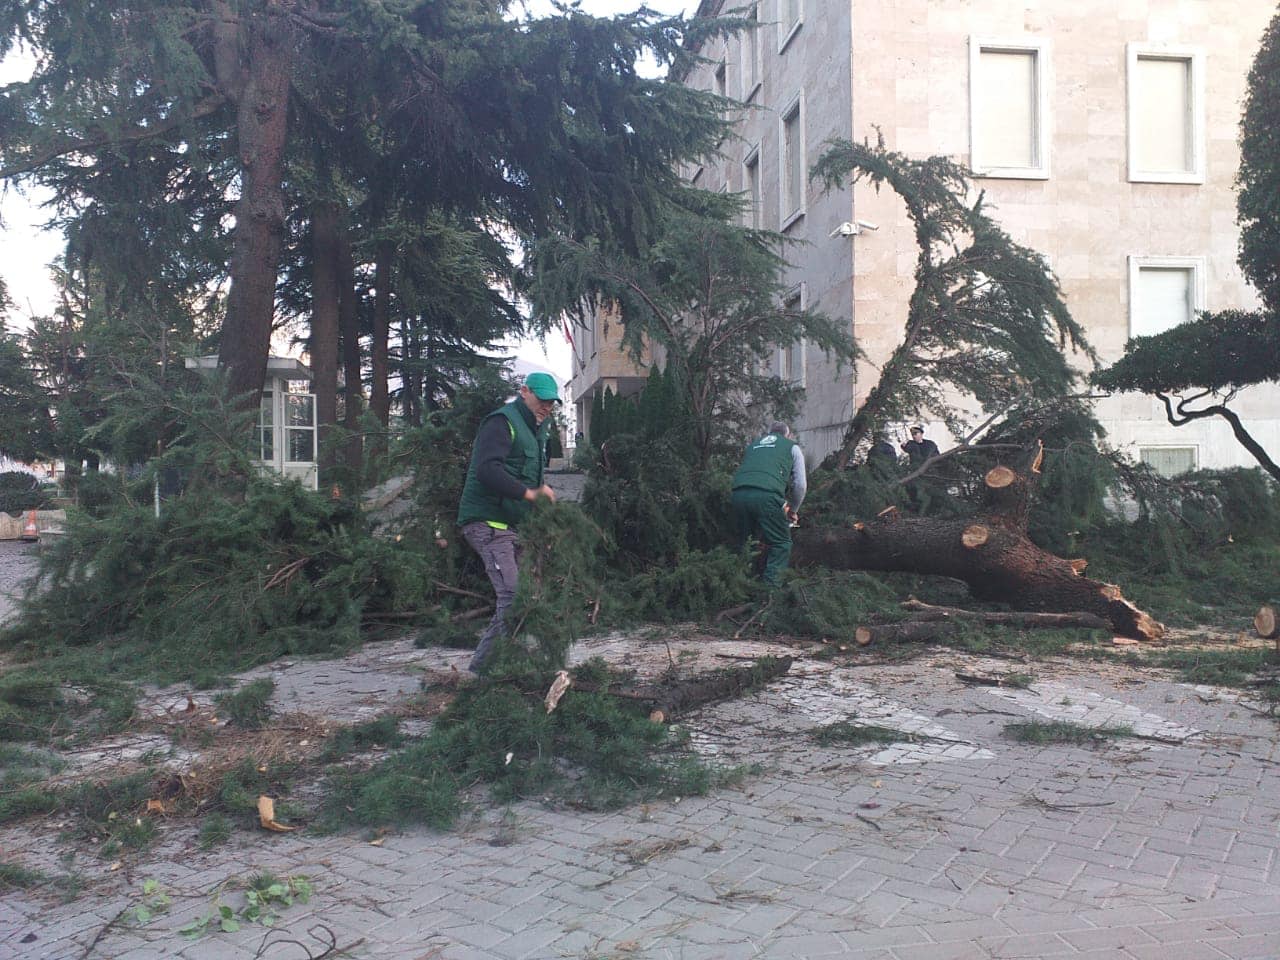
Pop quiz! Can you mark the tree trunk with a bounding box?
[370,239,393,430]
[216,6,295,407]
[310,202,342,481]
[792,446,1166,642]
[898,598,1111,631]
[336,216,363,472]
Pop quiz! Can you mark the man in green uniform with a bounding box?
[456,372,559,673]
[731,421,807,586]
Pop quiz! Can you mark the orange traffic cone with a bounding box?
[20,510,38,542]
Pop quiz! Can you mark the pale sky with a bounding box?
[0,0,696,388]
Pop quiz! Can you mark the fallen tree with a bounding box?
[792,445,1165,642]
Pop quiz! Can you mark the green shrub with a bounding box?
[0,471,43,515]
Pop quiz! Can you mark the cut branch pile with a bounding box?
[794,443,1165,642]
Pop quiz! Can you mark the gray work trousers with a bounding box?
[461,521,523,672]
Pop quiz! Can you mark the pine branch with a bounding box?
[0,95,227,180]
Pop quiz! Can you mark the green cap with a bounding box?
[524,372,560,402]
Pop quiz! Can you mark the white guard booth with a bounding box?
[184,356,318,490]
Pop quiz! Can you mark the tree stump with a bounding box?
[1255,604,1279,641]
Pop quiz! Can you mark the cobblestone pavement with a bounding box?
[2,565,1279,958]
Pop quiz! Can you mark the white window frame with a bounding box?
[779,283,807,387]
[777,0,802,53]
[968,36,1051,181]
[1126,43,1205,184]
[1127,255,1206,338]
[742,144,762,228]
[741,1,762,102]
[778,91,806,230]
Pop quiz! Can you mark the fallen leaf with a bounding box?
[257,796,297,833]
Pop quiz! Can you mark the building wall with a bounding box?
[848,0,1277,470]
[680,0,857,455]
[566,302,652,440]
[677,0,1276,472]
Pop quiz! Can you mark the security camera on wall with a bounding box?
[829,220,880,238]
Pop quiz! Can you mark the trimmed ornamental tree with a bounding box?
[1093,10,1280,481]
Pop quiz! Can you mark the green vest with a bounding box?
[457,401,548,528]
[732,433,796,497]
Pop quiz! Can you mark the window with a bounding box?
[714,59,726,100]
[779,287,805,386]
[1128,256,1205,337]
[778,0,802,52]
[779,94,805,228]
[690,165,703,187]
[968,38,1050,179]
[258,391,274,462]
[741,3,761,99]
[743,147,761,228]
[284,393,316,463]
[1140,446,1197,477]
[1127,44,1204,183]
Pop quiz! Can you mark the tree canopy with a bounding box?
[0,0,743,477]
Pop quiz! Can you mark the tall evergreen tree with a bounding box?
[1,1,737,414]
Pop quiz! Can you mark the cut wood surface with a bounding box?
[793,444,1165,642]
[1255,604,1278,640]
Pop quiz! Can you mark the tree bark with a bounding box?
[216,6,296,407]
[579,657,793,721]
[792,448,1165,642]
[855,622,957,647]
[336,215,364,472]
[898,598,1111,631]
[310,201,342,480]
[370,239,394,431]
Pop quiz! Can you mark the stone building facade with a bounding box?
[572,0,1277,473]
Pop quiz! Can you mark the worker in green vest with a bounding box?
[456,372,560,673]
[731,421,807,586]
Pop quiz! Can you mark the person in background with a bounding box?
[900,425,939,464]
[867,431,898,476]
[455,373,559,673]
[900,425,940,512]
[731,421,807,586]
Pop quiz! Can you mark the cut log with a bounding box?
[900,598,1110,631]
[854,621,958,647]
[1069,558,1088,575]
[1255,604,1279,640]
[792,445,1165,642]
[962,525,990,549]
